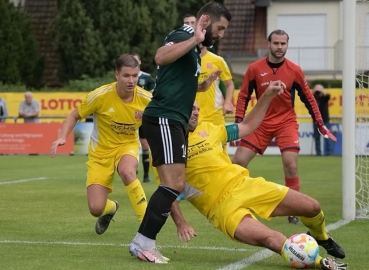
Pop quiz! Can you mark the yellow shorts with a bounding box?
[86,142,140,192]
[208,175,289,240]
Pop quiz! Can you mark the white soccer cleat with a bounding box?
[129,241,169,264]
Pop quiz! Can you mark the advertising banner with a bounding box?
[1,92,87,123]
[0,123,74,154]
[2,89,368,123]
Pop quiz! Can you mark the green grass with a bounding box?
[0,155,367,269]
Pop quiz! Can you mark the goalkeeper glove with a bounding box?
[315,120,337,142]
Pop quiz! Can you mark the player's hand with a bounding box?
[200,70,222,91]
[223,101,234,115]
[177,222,197,242]
[50,138,66,158]
[264,80,285,98]
[194,15,211,43]
[315,120,337,142]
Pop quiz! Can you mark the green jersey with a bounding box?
[138,71,155,91]
[144,25,201,126]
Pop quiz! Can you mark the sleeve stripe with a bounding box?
[86,86,113,105]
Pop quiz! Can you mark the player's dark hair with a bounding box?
[197,1,232,22]
[115,54,139,71]
[267,29,289,42]
[183,13,196,20]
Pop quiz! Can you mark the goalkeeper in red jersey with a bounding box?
[233,29,336,225]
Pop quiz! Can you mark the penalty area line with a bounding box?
[216,219,351,270]
[0,177,47,185]
[0,239,259,252]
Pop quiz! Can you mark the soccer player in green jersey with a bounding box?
[129,1,232,263]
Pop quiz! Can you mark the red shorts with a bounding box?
[239,122,300,154]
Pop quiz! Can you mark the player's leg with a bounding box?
[233,216,346,269]
[139,126,151,182]
[232,126,271,167]
[86,156,118,235]
[276,122,300,224]
[130,115,186,263]
[116,144,147,223]
[271,189,346,259]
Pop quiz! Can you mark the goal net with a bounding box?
[355,0,369,219]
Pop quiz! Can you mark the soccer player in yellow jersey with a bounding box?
[168,82,347,269]
[50,54,151,235]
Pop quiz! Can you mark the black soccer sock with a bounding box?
[138,185,180,239]
[142,150,150,178]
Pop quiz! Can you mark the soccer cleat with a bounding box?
[307,231,345,259]
[320,257,348,270]
[288,216,300,224]
[129,241,169,264]
[95,201,119,235]
[143,177,151,183]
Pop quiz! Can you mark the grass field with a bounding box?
[0,155,367,269]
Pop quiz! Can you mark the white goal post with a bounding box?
[344,0,369,220]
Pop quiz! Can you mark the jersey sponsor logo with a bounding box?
[206,63,213,69]
[110,121,136,135]
[198,131,209,137]
[108,107,115,113]
[135,110,143,120]
[260,72,268,76]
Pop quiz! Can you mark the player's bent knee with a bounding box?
[308,197,321,216]
[89,205,104,217]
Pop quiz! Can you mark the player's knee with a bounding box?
[307,197,321,216]
[89,204,104,217]
[117,166,136,184]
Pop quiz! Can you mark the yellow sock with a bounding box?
[99,199,116,217]
[300,210,329,240]
[280,239,288,256]
[314,255,323,269]
[125,179,147,222]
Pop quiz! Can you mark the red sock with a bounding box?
[285,176,300,191]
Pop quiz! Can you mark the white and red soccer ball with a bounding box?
[283,233,320,269]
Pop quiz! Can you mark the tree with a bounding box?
[53,0,106,81]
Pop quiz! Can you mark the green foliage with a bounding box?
[63,72,115,92]
[52,0,106,81]
[0,1,43,88]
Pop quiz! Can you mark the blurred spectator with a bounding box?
[18,91,40,123]
[132,53,155,92]
[0,96,8,123]
[312,84,333,156]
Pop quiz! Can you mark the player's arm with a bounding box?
[170,200,197,242]
[235,67,256,123]
[296,69,336,142]
[155,15,210,66]
[222,79,235,115]
[198,70,222,91]
[50,108,81,157]
[226,81,284,142]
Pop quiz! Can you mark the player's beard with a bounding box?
[201,24,214,47]
[270,49,286,60]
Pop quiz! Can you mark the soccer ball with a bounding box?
[283,233,320,269]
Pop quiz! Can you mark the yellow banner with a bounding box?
[1,92,88,123]
[2,89,368,123]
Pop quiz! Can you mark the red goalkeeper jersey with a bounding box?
[236,58,322,126]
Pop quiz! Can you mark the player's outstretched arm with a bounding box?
[237,81,284,138]
[198,70,222,92]
[171,200,197,242]
[50,109,81,158]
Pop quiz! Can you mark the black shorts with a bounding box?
[142,115,188,167]
[138,126,145,139]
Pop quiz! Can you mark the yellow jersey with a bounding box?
[196,51,232,125]
[185,122,247,215]
[78,82,152,157]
